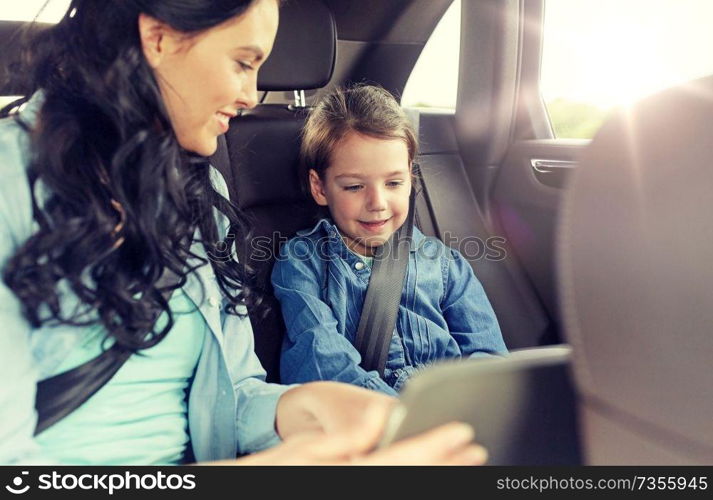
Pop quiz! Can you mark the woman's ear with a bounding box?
[308,169,329,206]
[138,14,170,69]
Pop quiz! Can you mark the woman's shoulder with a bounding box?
[208,165,229,200]
[0,114,32,177]
[0,95,42,172]
[0,113,35,244]
[207,166,230,237]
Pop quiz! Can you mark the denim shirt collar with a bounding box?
[299,218,353,261]
[298,218,422,269]
[17,91,44,126]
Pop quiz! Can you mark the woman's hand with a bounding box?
[231,421,486,465]
[274,381,396,439]
[204,381,488,465]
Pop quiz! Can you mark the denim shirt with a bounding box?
[272,219,507,396]
[0,95,290,465]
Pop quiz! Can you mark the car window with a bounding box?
[1,0,70,22]
[1,1,71,108]
[401,0,460,109]
[541,0,713,139]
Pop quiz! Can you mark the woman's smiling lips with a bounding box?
[215,111,235,133]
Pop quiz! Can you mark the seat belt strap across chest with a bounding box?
[353,188,416,377]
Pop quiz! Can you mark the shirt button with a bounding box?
[208,297,221,308]
[354,261,365,271]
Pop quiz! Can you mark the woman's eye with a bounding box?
[343,185,363,192]
[386,181,404,188]
[237,61,255,72]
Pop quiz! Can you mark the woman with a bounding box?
[0,0,485,465]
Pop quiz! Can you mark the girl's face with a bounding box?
[140,0,279,156]
[309,131,412,257]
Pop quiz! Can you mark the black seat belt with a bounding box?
[34,342,133,435]
[34,269,181,435]
[353,185,416,377]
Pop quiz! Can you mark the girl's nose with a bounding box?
[367,187,387,212]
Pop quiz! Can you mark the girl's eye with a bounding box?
[343,185,363,192]
[386,181,404,188]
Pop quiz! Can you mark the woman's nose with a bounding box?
[237,74,259,110]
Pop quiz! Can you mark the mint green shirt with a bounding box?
[35,289,207,465]
[2,94,292,465]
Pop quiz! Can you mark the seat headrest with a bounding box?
[225,106,311,210]
[258,0,336,91]
[0,0,337,96]
[558,75,713,459]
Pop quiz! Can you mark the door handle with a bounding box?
[530,158,579,174]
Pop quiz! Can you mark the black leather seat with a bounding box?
[559,75,713,464]
[210,0,337,381]
[212,0,556,381]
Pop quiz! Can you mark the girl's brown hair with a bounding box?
[300,84,418,188]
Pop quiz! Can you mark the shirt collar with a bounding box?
[16,91,45,128]
[298,217,422,257]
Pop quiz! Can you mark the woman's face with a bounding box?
[140,0,279,156]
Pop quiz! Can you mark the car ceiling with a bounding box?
[266,0,453,103]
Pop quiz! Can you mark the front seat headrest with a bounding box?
[0,0,337,96]
[558,75,713,464]
[257,0,336,91]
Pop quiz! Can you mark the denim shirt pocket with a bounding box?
[384,324,408,370]
[404,248,444,364]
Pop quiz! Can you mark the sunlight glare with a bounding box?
[542,0,713,111]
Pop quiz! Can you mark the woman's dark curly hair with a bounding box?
[1,0,271,351]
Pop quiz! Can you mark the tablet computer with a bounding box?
[379,346,582,465]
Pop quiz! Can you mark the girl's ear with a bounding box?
[138,14,171,69]
[308,169,329,206]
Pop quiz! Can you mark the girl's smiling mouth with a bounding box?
[358,218,390,232]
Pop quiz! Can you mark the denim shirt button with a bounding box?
[354,261,365,271]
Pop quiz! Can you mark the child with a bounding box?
[272,85,507,396]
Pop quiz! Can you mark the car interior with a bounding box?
[1,0,711,465]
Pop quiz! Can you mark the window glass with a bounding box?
[1,1,71,106]
[401,0,460,109]
[1,0,70,22]
[541,0,713,138]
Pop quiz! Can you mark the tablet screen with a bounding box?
[379,346,582,465]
